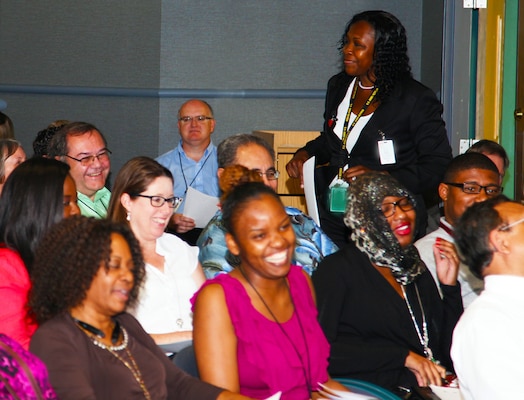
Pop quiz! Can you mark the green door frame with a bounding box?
[501,0,518,198]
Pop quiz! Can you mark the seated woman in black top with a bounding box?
[313,172,463,392]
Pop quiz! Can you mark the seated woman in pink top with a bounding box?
[0,157,80,348]
[192,166,348,399]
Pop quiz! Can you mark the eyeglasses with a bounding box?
[381,197,414,218]
[65,149,112,167]
[499,216,524,232]
[178,115,214,124]
[130,193,183,210]
[252,168,280,180]
[444,182,503,196]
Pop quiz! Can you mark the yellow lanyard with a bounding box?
[338,80,379,179]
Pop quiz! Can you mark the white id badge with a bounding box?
[378,140,396,164]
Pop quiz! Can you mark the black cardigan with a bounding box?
[312,243,463,391]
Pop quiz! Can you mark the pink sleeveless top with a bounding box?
[193,266,330,399]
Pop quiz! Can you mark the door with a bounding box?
[515,1,524,202]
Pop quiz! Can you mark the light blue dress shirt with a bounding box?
[156,141,219,213]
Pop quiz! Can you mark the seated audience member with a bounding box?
[452,195,524,400]
[313,172,463,392]
[415,153,501,306]
[0,158,80,348]
[0,112,14,139]
[0,139,25,194]
[157,99,219,245]
[29,216,251,400]
[47,121,111,218]
[466,139,509,184]
[197,133,338,278]
[192,172,349,399]
[108,156,204,348]
[33,120,70,157]
[0,333,57,399]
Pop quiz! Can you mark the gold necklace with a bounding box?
[82,326,152,400]
[105,345,152,400]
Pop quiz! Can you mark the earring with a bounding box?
[126,212,131,222]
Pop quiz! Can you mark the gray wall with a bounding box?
[0,1,441,180]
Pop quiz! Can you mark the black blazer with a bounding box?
[302,72,452,196]
[312,243,463,391]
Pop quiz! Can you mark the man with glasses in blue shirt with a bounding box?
[415,152,502,307]
[157,99,219,245]
[48,121,111,219]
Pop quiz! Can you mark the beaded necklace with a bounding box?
[74,319,151,399]
[401,284,436,362]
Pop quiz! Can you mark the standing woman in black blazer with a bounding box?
[286,10,452,247]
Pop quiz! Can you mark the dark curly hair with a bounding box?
[29,216,145,324]
[32,120,69,157]
[339,10,412,101]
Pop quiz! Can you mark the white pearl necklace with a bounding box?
[358,80,375,90]
[91,327,129,351]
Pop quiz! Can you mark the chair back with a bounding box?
[334,377,403,400]
[172,345,199,378]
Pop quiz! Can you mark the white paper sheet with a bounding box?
[429,385,465,400]
[264,392,281,400]
[303,156,320,226]
[182,187,219,228]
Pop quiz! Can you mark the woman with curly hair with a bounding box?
[0,157,79,349]
[29,216,253,400]
[286,10,452,247]
[313,172,463,392]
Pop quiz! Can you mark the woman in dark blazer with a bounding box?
[286,10,452,246]
[313,172,463,393]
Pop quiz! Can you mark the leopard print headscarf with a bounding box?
[343,172,425,285]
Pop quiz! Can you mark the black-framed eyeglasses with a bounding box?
[178,115,214,124]
[252,168,280,181]
[381,197,414,218]
[130,193,183,210]
[65,149,112,167]
[444,182,503,196]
